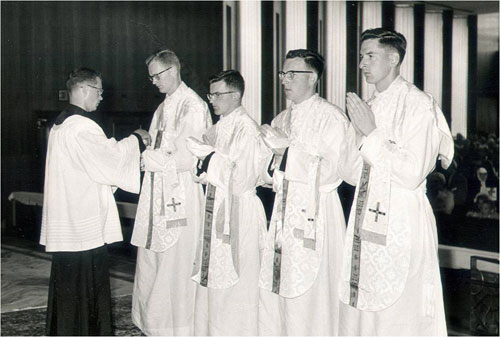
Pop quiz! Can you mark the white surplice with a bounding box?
[41,112,141,252]
[188,106,270,336]
[258,94,349,336]
[338,76,454,336]
[131,82,212,336]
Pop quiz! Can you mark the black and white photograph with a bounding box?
[1,1,498,336]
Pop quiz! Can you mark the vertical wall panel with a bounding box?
[451,16,469,137]
[325,1,346,110]
[285,0,307,52]
[239,1,262,124]
[424,11,444,107]
[361,1,382,100]
[395,4,415,83]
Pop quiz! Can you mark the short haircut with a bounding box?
[285,49,325,79]
[209,69,245,96]
[66,67,101,92]
[361,28,407,65]
[145,48,181,71]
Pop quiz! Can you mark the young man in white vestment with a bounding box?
[40,67,150,336]
[187,69,270,335]
[131,49,212,335]
[258,49,349,335]
[338,28,454,336]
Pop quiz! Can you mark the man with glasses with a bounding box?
[337,28,452,336]
[40,67,150,335]
[258,49,349,335]
[131,49,212,335]
[186,70,271,335]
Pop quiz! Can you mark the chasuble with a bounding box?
[188,106,270,335]
[258,94,349,336]
[338,76,453,336]
[131,82,211,336]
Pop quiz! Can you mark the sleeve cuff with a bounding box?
[279,147,289,172]
[132,133,147,153]
[196,151,215,176]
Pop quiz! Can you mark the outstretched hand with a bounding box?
[346,92,376,137]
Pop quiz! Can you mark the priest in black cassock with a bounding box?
[40,67,150,335]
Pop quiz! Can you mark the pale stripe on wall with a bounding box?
[239,1,262,125]
[361,1,382,101]
[395,4,415,83]
[326,1,347,110]
[451,16,469,137]
[424,11,444,107]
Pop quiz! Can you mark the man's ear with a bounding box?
[389,52,400,68]
[309,72,318,85]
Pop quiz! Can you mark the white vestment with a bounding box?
[338,76,454,336]
[41,111,141,252]
[188,106,270,336]
[131,82,212,336]
[258,94,349,336]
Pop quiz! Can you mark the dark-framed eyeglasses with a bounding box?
[207,91,235,100]
[149,66,172,82]
[86,84,104,94]
[278,70,313,81]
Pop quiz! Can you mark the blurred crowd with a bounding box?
[428,132,499,220]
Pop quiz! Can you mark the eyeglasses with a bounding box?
[206,91,235,100]
[278,70,313,81]
[86,84,104,94]
[149,66,172,82]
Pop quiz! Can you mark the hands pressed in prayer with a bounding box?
[260,124,289,156]
[134,128,152,147]
[346,92,376,137]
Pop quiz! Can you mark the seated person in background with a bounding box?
[467,193,499,220]
[470,167,498,204]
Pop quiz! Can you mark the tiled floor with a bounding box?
[1,236,497,336]
[1,236,141,335]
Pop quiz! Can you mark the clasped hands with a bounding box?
[345,92,376,137]
[260,124,288,156]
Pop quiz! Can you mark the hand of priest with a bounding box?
[134,128,152,147]
[346,92,376,137]
[260,124,289,154]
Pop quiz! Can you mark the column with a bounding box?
[451,15,469,137]
[424,10,443,107]
[394,4,415,83]
[325,1,346,109]
[239,1,262,124]
[223,1,238,70]
[361,1,382,100]
[285,0,307,52]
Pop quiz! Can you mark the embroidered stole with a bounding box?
[146,125,164,249]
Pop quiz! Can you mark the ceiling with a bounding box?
[423,1,499,15]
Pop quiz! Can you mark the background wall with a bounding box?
[1,1,223,210]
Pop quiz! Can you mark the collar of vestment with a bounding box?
[218,106,245,124]
[54,104,98,125]
[290,93,319,112]
[216,106,246,147]
[282,93,319,137]
[370,75,404,103]
[164,81,188,103]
